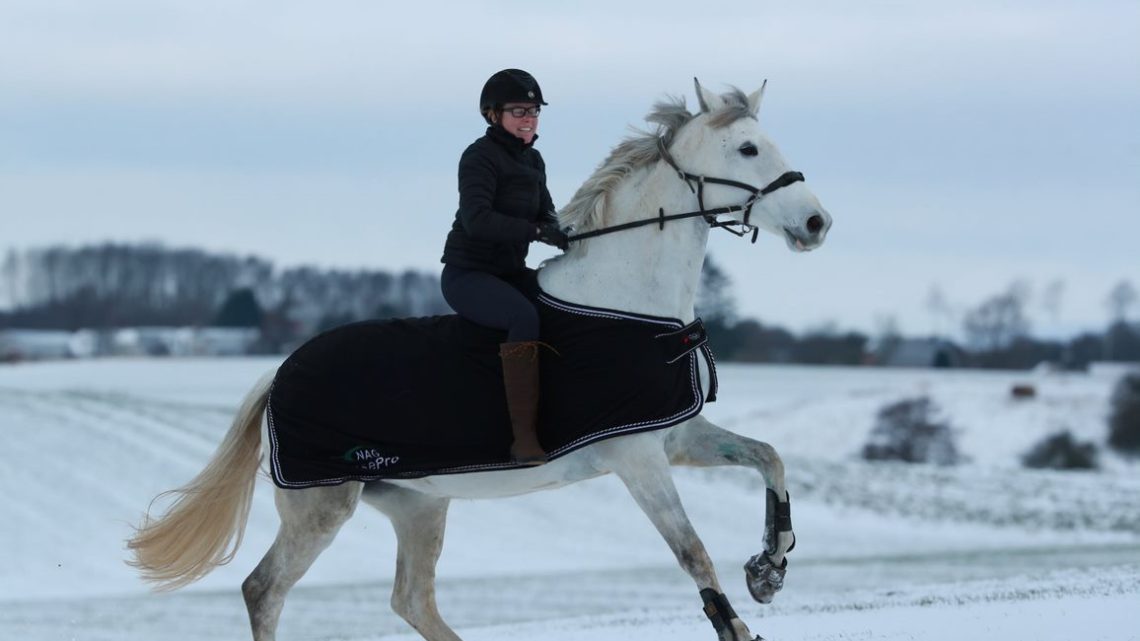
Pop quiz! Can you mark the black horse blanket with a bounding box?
[266,287,718,488]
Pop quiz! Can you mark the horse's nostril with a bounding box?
[806,214,824,234]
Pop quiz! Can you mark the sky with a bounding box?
[1,0,1137,339]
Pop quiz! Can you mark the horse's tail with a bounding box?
[126,370,274,591]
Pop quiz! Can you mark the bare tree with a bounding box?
[1,250,20,308]
[1041,279,1065,326]
[696,253,737,326]
[962,281,1031,352]
[1106,280,1138,322]
[872,313,902,363]
[924,284,955,338]
[1104,280,1139,361]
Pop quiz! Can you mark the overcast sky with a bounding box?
[1,0,1137,338]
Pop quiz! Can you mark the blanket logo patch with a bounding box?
[343,446,400,470]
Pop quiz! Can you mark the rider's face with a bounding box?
[495,102,539,144]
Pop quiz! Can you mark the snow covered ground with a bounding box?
[1,358,1138,640]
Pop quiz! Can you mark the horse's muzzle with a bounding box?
[783,208,831,252]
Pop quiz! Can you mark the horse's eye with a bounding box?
[739,143,759,157]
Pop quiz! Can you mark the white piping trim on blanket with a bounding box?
[536,291,687,328]
[265,390,300,488]
[699,343,719,401]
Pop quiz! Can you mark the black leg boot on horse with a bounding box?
[499,341,548,466]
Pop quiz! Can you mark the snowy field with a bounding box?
[1,358,1138,641]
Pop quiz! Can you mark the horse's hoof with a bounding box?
[743,553,786,603]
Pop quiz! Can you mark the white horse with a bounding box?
[128,79,831,641]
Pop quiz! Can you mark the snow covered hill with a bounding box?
[1,358,1137,640]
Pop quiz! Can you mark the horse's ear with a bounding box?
[694,77,725,113]
[747,80,767,115]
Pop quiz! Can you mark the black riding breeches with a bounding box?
[440,265,539,342]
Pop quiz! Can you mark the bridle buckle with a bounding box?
[707,217,760,243]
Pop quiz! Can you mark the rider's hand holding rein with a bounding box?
[534,219,569,250]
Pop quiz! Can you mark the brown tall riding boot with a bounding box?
[499,341,548,466]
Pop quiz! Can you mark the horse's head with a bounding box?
[550,81,833,316]
[666,79,832,252]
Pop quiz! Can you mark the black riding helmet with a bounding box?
[479,69,547,124]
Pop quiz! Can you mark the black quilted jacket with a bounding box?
[440,125,556,275]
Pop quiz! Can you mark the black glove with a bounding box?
[534,221,569,250]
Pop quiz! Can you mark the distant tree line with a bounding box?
[695,257,1140,369]
[0,243,448,349]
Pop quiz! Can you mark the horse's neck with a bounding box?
[539,166,709,321]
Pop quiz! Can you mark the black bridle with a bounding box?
[565,137,805,244]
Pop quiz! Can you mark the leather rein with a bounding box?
[566,137,805,244]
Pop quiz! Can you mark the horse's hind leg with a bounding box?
[361,482,460,641]
[666,415,794,604]
[243,482,362,641]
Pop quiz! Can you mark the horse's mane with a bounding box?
[559,88,756,235]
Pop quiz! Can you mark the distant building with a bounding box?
[1089,361,1140,378]
[107,327,260,357]
[0,327,260,361]
[881,338,963,368]
[0,330,77,361]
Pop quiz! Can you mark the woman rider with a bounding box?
[440,69,568,466]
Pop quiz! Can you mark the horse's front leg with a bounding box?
[665,415,794,605]
[600,436,761,641]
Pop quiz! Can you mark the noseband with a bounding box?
[565,138,804,244]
